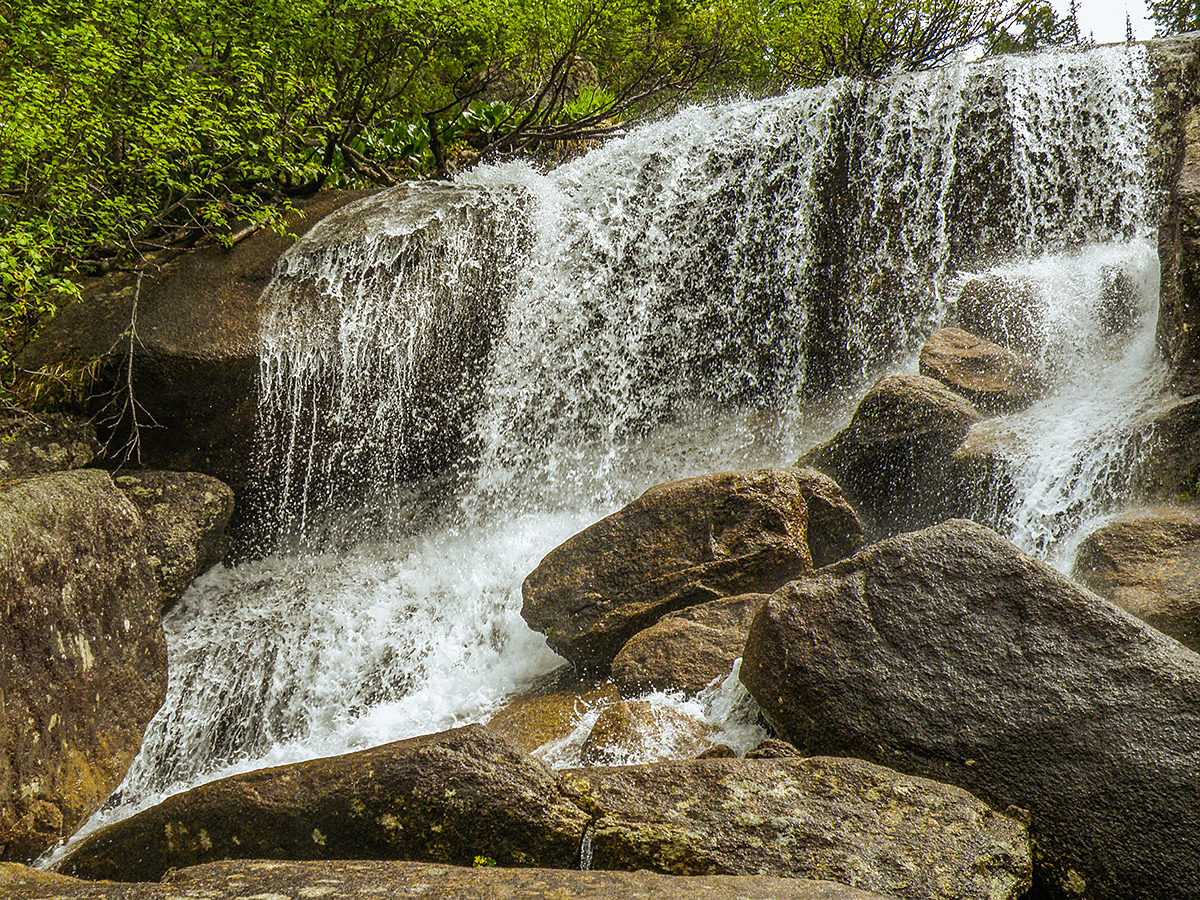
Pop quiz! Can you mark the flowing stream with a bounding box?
[54,41,1170,851]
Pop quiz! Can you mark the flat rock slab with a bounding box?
[523,469,841,675]
[0,470,165,861]
[1073,505,1200,650]
[741,518,1200,900]
[559,756,1031,900]
[58,724,589,883]
[2,860,898,899]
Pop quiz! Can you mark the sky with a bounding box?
[1068,0,1157,43]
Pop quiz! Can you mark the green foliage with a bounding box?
[472,855,497,867]
[559,87,619,124]
[690,0,1036,85]
[0,0,1043,385]
[0,224,80,373]
[985,0,1078,53]
[1148,0,1200,35]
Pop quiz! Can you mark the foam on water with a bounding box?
[964,237,1167,566]
[51,42,1168,857]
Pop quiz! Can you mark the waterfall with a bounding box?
[971,239,1167,564]
[61,42,1166,844]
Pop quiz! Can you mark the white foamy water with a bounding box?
[53,42,1168,855]
[976,238,1168,566]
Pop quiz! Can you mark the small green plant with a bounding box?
[558,86,616,124]
[473,855,497,867]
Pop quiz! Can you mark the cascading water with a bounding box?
[970,238,1168,565]
[56,41,1168,850]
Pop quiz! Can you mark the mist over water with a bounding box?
[56,42,1170,851]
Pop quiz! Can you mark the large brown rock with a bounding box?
[741,518,1200,900]
[801,374,982,537]
[15,190,375,497]
[611,593,767,695]
[0,470,165,861]
[58,724,590,883]
[918,327,1041,414]
[113,471,235,611]
[521,468,861,675]
[559,756,1031,900]
[0,411,99,479]
[1072,506,1200,650]
[2,859,899,899]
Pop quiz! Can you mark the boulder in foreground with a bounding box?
[741,518,1200,900]
[4,859,899,899]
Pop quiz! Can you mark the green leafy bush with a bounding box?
[0,0,1045,386]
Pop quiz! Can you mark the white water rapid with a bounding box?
[53,41,1169,855]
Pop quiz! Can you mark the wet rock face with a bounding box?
[953,276,1042,351]
[58,724,591,883]
[1072,506,1200,650]
[0,470,165,861]
[560,756,1031,900]
[485,676,619,755]
[113,471,235,611]
[1151,35,1200,393]
[1141,395,1200,500]
[253,182,535,539]
[15,190,377,500]
[741,518,1200,900]
[918,327,1041,414]
[611,593,767,695]
[522,469,829,675]
[801,374,982,537]
[1,859,903,900]
[0,412,99,478]
[578,700,713,765]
